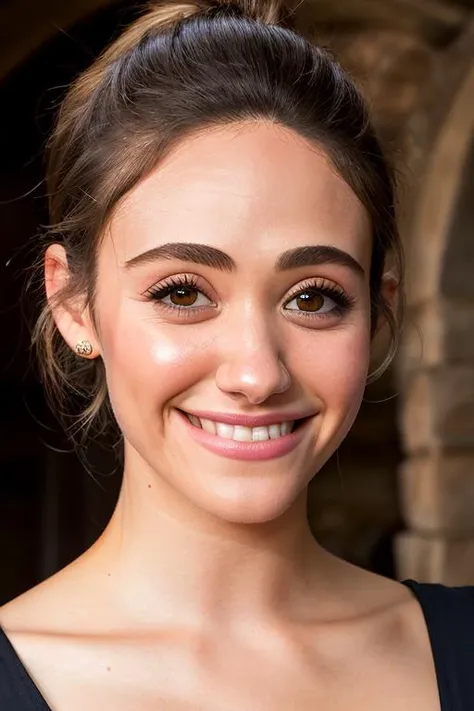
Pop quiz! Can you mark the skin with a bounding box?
[0,122,439,710]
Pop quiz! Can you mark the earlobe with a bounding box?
[383,272,399,307]
[368,270,400,378]
[44,244,99,358]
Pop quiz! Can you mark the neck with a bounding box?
[87,451,330,628]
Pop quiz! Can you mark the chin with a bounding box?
[209,503,295,526]
[192,478,304,525]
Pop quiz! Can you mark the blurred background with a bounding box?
[0,0,473,605]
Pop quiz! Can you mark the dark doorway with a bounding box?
[0,1,139,604]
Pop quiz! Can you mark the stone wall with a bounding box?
[396,26,474,583]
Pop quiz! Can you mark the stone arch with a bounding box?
[407,62,474,308]
[397,22,474,585]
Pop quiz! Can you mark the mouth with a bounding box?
[175,409,315,461]
[177,410,309,442]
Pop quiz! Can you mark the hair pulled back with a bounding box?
[35,0,403,438]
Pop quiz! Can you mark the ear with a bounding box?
[373,272,399,336]
[44,244,100,359]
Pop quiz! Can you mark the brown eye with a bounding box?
[295,291,324,312]
[284,287,341,315]
[147,277,214,311]
[169,286,199,307]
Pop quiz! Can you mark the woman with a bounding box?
[1,0,472,709]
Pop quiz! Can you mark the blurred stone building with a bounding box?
[0,0,473,603]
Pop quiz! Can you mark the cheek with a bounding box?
[97,304,215,422]
[289,325,370,461]
[92,244,206,418]
[291,325,370,413]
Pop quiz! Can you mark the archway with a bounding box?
[397,26,474,584]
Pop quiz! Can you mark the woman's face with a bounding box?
[93,122,372,523]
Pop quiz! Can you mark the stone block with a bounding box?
[440,142,474,300]
[399,365,474,453]
[395,531,474,585]
[399,371,434,453]
[399,452,474,534]
[398,305,440,375]
[399,298,474,374]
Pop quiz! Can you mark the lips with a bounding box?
[175,409,315,462]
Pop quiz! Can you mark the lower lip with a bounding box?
[176,410,312,461]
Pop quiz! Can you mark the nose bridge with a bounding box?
[215,301,291,403]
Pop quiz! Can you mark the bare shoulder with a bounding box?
[315,553,417,621]
[0,553,105,636]
[1,577,65,635]
[310,561,440,710]
[316,556,434,664]
[0,557,440,711]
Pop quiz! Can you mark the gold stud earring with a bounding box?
[75,340,94,357]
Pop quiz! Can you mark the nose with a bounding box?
[215,309,291,405]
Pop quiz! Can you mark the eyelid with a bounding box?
[144,272,215,301]
[283,277,352,305]
[143,272,354,321]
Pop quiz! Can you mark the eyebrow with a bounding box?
[124,242,365,277]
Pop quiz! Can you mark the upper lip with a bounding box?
[178,409,315,427]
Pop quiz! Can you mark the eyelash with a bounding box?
[284,278,354,318]
[145,274,212,318]
[144,274,355,319]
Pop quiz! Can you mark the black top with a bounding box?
[1,579,473,710]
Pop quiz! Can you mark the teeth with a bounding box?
[269,424,282,439]
[188,414,201,428]
[186,414,295,442]
[232,426,253,442]
[252,426,270,442]
[200,418,216,435]
[215,422,235,439]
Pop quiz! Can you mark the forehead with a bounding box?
[108,122,372,268]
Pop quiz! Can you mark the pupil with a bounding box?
[170,287,197,306]
[297,291,324,312]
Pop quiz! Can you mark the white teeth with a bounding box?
[233,426,253,442]
[215,422,234,439]
[268,424,282,440]
[186,413,296,443]
[200,418,216,435]
[252,426,270,442]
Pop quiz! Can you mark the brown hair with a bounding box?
[34,0,403,439]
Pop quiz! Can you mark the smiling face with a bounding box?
[80,122,373,523]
